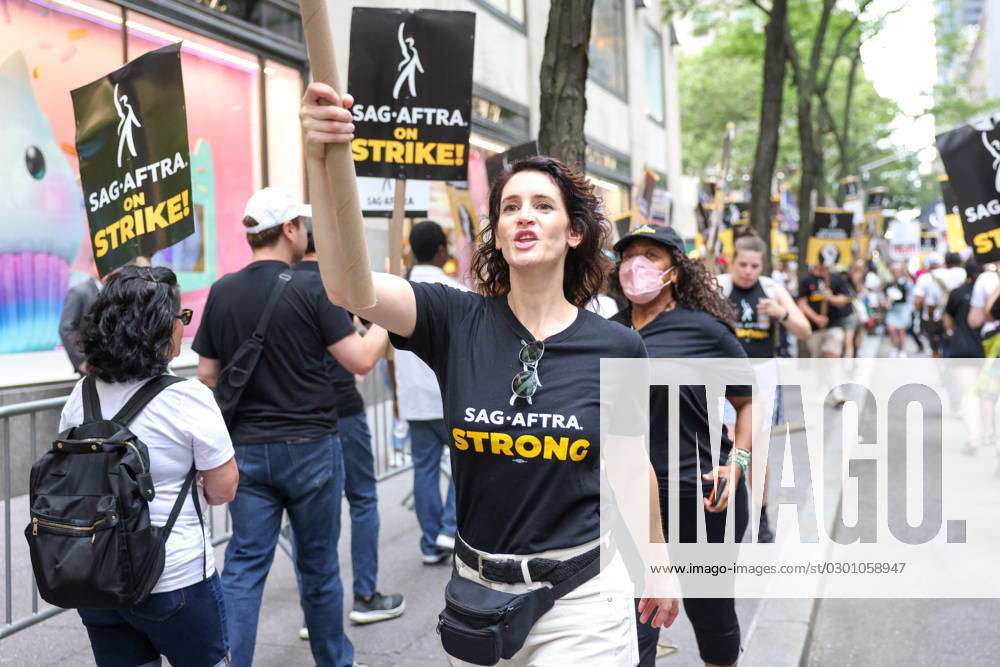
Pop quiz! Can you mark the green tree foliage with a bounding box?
[675,1,908,206]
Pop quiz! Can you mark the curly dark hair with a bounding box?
[611,243,737,323]
[471,156,611,308]
[81,266,181,383]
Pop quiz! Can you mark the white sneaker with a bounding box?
[435,533,456,552]
[422,550,448,565]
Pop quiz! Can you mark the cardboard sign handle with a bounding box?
[299,0,376,310]
[389,179,406,278]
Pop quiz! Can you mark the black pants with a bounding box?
[636,480,749,666]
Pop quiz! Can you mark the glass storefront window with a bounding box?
[265,60,304,198]
[0,0,124,353]
[590,0,627,96]
[644,25,665,124]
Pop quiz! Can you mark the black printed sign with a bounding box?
[71,43,194,276]
[806,208,854,266]
[936,114,1000,262]
[348,8,476,181]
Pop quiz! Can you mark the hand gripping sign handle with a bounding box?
[299,0,376,310]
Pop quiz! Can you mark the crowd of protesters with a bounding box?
[46,83,1000,667]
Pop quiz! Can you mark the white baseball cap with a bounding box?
[243,187,312,233]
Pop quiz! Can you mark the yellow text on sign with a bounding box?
[93,189,191,258]
[973,228,1000,256]
[352,138,466,166]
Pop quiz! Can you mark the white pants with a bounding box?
[448,537,639,667]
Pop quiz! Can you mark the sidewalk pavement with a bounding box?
[4,457,796,667]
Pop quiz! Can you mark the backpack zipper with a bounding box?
[32,516,109,537]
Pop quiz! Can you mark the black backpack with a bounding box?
[25,374,205,609]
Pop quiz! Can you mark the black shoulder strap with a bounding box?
[159,465,207,579]
[82,375,102,422]
[251,271,293,343]
[112,375,187,426]
[162,465,197,540]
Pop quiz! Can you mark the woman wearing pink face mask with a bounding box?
[610,226,753,667]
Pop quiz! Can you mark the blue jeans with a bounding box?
[222,437,353,667]
[408,419,457,555]
[339,412,379,598]
[78,572,228,667]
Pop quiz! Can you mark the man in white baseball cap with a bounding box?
[243,186,312,236]
[193,185,381,666]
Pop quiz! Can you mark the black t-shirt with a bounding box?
[390,282,647,555]
[611,305,752,496]
[294,261,365,418]
[193,260,354,444]
[798,273,853,328]
[728,281,776,358]
[945,283,983,358]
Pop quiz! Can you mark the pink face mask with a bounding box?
[620,256,675,304]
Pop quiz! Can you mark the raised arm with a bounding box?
[300,82,418,338]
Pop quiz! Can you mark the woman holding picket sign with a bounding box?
[301,83,677,664]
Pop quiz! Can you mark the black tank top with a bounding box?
[728,281,776,358]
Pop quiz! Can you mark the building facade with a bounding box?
[0,0,682,369]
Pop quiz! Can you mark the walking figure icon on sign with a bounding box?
[393,22,424,99]
[113,83,141,168]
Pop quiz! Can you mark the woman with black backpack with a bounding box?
[52,266,238,666]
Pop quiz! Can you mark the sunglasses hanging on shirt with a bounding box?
[510,340,545,406]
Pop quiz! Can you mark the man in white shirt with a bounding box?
[914,252,966,357]
[394,221,461,564]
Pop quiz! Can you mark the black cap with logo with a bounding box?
[613,224,686,255]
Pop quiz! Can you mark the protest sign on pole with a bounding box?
[357,177,430,217]
[484,140,538,187]
[839,176,864,225]
[299,0,375,310]
[888,218,921,260]
[864,186,886,237]
[936,114,1000,263]
[348,8,476,181]
[805,208,854,266]
[71,44,193,276]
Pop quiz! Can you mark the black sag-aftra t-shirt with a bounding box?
[294,261,365,418]
[611,305,752,496]
[389,282,647,555]
[945,283,984,358]
[798,273,854,329]
[193,260,354,444]
[728,280,777,358]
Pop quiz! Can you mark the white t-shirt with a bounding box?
[970,269,1000,338]
[913,266,967,320]
[395,264,468,421]
[585,295,619,319]
[59,376,234,594]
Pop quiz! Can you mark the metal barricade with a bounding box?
[0,367,410,640]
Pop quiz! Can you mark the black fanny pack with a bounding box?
[437,537,602,666]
